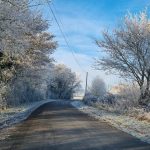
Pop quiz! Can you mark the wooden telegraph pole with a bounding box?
[85,72,88,96]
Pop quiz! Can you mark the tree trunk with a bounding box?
[139,86,144,105]
[139,76,150,105]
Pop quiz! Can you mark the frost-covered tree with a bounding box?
[90,76,106,98]
[0,0,57,108]
[47,64,81,99]
[0,0,56,74]
[95,11,150,105]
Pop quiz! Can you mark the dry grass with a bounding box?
[136,112,150,123]
[93,103,117,113]
[92,102,150,123]
[127,108,150,123]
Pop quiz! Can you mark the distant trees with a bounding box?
[83,77,106,105]
[90,76,106,98]
[95,11,150,105]
[47,64,81,99]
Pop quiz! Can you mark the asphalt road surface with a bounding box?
[0,101,150,150]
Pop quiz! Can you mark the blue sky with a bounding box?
[41,0,150,90]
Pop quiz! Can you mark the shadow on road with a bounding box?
[0,101,150,150]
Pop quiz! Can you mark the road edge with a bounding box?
[0,99,57,129]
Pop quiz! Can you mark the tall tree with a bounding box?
[95,11,150,105]
[0,0,57,107]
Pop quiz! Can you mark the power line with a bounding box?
[51,2,64,27]
[45,0,86,73]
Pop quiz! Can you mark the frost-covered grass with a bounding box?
[0,99,56,129]
[130,109,150,123]
[0,104,33,123]
[71,101,150,144]
[92,102,150,123]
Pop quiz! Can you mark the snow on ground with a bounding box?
[0,99,56,130]
[71,101,150,144]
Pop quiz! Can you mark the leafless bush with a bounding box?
[86,82,148,114]
[83,92,98,105]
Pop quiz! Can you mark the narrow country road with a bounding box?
[0,101,150,150]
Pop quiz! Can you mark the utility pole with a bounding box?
[85,72,88,96]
